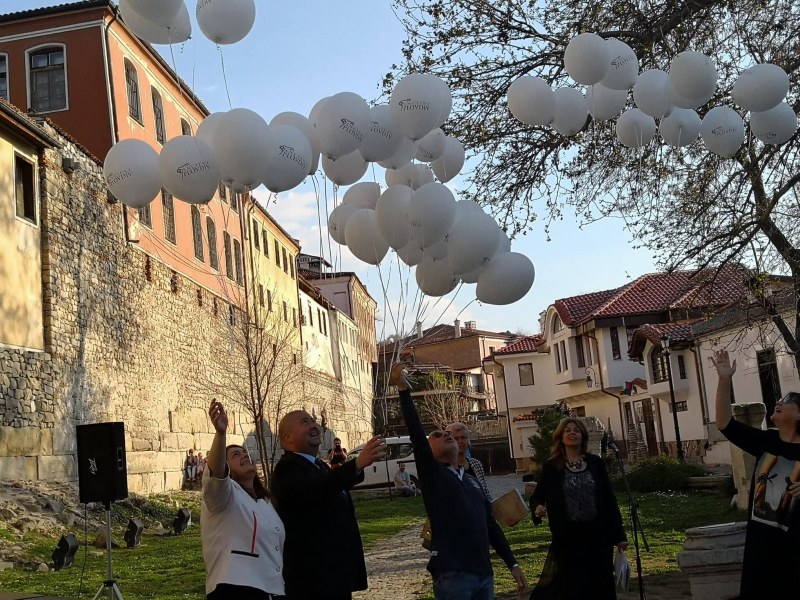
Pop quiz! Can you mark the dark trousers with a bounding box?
[207,583,284,600]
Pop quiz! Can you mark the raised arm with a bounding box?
[207,399,228,478]
[710,349,737,428]
[390,363,436,482]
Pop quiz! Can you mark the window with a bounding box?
[554,344,562,373]
[552,314,564,334]
[282,248,289,274]
[488,346,496,355]
[180,118,192,136]
[152,88,165,144]
[651,348,668,383]
[518,363,534,386]
[206,216,218,270]
[230,192,238,213]
[258,284,265,307]
[223,231,233,280]
[162,190,175,243]
[191,206,204,262]
[124,58,141,122]
[308,304,314,327]
[253,218,260,250]
[677,355,687,379]
[290,257,295,279]
[559,341,568,371]
[274,240,281,266]
[267,289,273,311]
[0,54,8,100]
[322,314,327,336]
[610,327,621,360]
[293,307,297,327]
[576,336,586,368]
[14,154,36,223]
[262,228,269,256]
[218,181,227,202]
[233,239,243,285]
[29,46,66,112]
[138,204,152,228]
[228,304,236,326]
[283,300,288,322]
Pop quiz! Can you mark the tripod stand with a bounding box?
[93,502,124,600]
[611,443,648,600]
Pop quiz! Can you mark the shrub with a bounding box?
[626,456,706,493]
[526,401,574,468]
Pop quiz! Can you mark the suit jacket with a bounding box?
[271,451,367,598]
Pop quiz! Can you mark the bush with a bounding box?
[625,456,706,493]
[526,401,574,468]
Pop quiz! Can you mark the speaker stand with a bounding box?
[93,504,124,600]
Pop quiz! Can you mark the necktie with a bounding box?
[315,458,327,471]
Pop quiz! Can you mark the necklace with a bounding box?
[565,456,585,470]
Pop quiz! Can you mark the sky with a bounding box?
[6,0,658,337]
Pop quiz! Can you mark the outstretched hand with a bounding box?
[710,349,737,378]
[209,399,228,434]
[390,362,413,390]
[355,435,387,470]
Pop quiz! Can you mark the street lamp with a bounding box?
[660,335,685,461]
[585,367,595,389]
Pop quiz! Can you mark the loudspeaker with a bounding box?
[52,533,79,570]
[76,422,128,505]
[124,518,144,548]
[172,508,191,535]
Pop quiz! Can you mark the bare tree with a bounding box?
[414,370,473,429]
[388,0,800,371]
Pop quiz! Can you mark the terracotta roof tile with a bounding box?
[494,335,544,356]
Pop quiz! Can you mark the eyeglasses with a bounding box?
[777,394,800,407]
[428,431,452,439]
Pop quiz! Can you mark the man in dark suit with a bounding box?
[271,410,386,600]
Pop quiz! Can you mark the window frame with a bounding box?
[0,53,9,101]
[262,228,269,256]
[610,327,622,360]
[518,362,534,386]
[223,231,233,280]
[138,204,152,228]
[14,152,37,225]
[161,189,176,244]
[26,44,68,113]
[151,87,166,144]
[123,57,141,123]
[233,238,243,285]
[206,216,218,271]
[191,206,204,262]
[180,118,192,136]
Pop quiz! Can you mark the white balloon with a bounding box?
[261,125,312,193]
[700,106,744,158]
[270,111,320,175]
[507,76,556,126]
[396,240,424,266]
[159,136,220,204]
[668,79,715,110]
[360,104,403,163]
[633,69,673,119]
[196,112,225,147]
[459,227,510,283]
[377,136,416,170]
[552,87,588,137]
[432,75,453,127]
[316,91,371,159]
[448,211,500,275]
[322,149,368,186]
[103,139,161,209]
[407,163,435,190]
[343,181,381,209]
[668,51,717,106]
[587,84,628,122]
[658,108,701,147]
[213,108,270,191]
[415,128,446,162]
[120,0,191,44]
[431,136,465,183]
[390,73,446,140]
[408,182,458,248]
[564,33,610,85]
[416,256,459,296]
[600,38,639,90]
[376,185,413,249]
[344,209,389,265]
[477,252,535,305]
[616,108,656,148]
[385,167,409,187]
[750,102,797,145]
[328,203,358,245]
[196,0,256,45]
[308,97,329,128]
[732,63,790,112]
[424,234,450,261]
[127,0,183,27]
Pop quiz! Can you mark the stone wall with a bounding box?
[0,128,251,493]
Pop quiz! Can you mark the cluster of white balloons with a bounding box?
[326,181,535,305]
[508,32,797,157]
[119,0,256,46]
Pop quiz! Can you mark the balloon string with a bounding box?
[218,45,234,109]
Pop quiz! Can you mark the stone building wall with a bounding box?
[0,127,248,494]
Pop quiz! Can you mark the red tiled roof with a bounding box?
[554,266,747,326]
[403,324,515,349]
[494,335,544,356]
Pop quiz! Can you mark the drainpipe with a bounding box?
[491,356,517,468]
[585,331,627,449]
[690,344,709,425]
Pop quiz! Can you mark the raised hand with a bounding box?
[209,399,228,434]
[710,349,737,378]
[390,362,413,390]
[355,435,387,470]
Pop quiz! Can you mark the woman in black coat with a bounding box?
[528,418,628,599]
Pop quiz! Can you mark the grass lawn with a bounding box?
[0,489,743,599]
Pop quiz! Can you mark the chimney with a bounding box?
[464,320,476,330]
[416,321,423,339]
[454,319,461,338]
